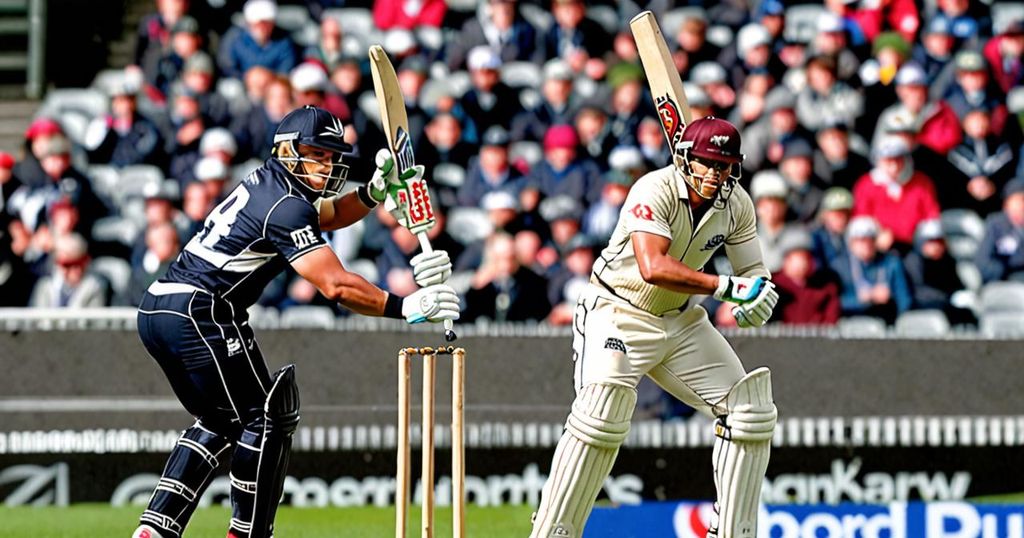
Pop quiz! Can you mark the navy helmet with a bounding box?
[273,105,354,197]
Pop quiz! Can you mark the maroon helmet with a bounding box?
[675,116,744,199]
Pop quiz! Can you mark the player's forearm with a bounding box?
[321,271,392,317]
[321,191,373,231]
[638,254,720,295]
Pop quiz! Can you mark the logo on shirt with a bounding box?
[604,337,626,354]
[701,234,725,251]
[290,225,319,249]
[630,203,654,221]
[226,337,242,356]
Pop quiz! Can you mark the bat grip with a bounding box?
[416,232,457,342]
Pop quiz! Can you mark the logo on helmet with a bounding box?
[319,116,345,139]
[710,135,730,147]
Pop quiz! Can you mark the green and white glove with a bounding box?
[713,275,778,327]
[411,250,452,287]
[368,148,426,205]
[402,284,460,324]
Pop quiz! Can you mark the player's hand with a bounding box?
[370,149,425,204]
[730,280,779,328]
[402,284,460,324]
[714,276,772,305]
[411,250,452,287]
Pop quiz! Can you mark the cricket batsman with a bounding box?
[132,105,459,538]
[529,117,778,538]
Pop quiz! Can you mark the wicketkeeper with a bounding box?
[132,106,458,538]
[530,117,778,538]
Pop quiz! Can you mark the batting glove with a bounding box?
[713,275,770,305]
[402,284,460,324]
[729,280,779,328]
[411,250,452,287]
[369,148,425,205]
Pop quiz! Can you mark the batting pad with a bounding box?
[530,383,637,538]
[712,368,776,538]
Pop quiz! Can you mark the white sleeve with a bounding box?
[725,190,769,278]
[621,176,674,239]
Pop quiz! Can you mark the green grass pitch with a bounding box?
[0,504,536,537]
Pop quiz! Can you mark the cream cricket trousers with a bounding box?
[572,284,746,417]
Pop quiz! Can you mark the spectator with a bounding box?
[458,46,522,137]
[539,0,611,65]
[976,178,1024,283]
[671,11,721,81]
[446,0,538,70]
[303,16,345,73]
[219,0,298,79]
[180,53,233,128]
[150,15,204,99]
[874,63,962,156]
[164,88,207,187]
[84,81,166,168]
[584,169,634,242]
[777,138,825,223]
[29,233,108,308]
[289,62,350,122]
[637,116,671,170]
[394,56,430,144]
[834,216,912,323]
[690,62,735,118]
[243,65,275,106]
[742,88,811,172]
[913,18,958,97]
[853,136,941,253]
[903,220,976,325]
[15,137,107,235]
[511,59,578,142]
[750,170,803,272]
[796,53,863,132]
[731,23,785,91]
[944,51,1010,138]
[606,63,650,147]
[463,232,551,322]
[809,13,861,82]
[731,70,775,130]
[546,234,595,325]
[0,151,21,222]
[126,221,180,306]
[770,229,841,325]
[946,103,1017,216]
[417,113,476,172]
[811,186,855,274]
[372,0,446,30]
[181,179,214,237]
[133,0,190,80]
[13,118,66,188]
[458,126,525,207]
[231,75,292,161]
[931,0,987,47]
[858,32,912,131]
[537,194,584,271]
[575,106,616,168]
[876,110,957,195]
[814,120,872,190]
[527,125,603,207]
[199,127,238,166]
[194,156,230,203]
[139,180,190,243]
[983,19,1024,94]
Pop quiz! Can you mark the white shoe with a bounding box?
[132,524,166,538]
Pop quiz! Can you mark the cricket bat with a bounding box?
[369,45,456,342]
[630,11,692,157]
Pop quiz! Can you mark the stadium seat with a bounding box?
[979,281,1024,313]
[661,7,708,40]
[87,165,121,205]
[706,25,734,48]
[980,311,1024,338]
[247,305,280,329]
[446,0,478,12]
[894,310,950,338]
[447,70,472,97]
[91,256,132,301]
[292,21,319,48]
[90,69,127,94]
[346,258,379,284]
[784,4,828,43]
[118,165,164,199]
[433,163,466,188]
[416,26,444,52]
[322,8,374,39]
[274,4,311,33]
[509,141,543,167]
[447,207,494,245]
[57,110,90,145]
[215,78,250,117]
[587,5,618,34]
[232,159,262,183]
[837,316,887,338]
[91,216,141,247]
[501,62,543,89]
[419,78,455,111]
[37,88,107,121]
[358,92,381,124]
[519,3,553,32]
[518,88,542,110]
[956,261,982,291]
[280,305,337,330]
[575,77,599,100]
[993,2,1024,34]
[940,209,985,261]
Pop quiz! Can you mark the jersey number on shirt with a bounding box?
[200,186,251,248]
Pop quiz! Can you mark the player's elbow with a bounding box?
[637,256,662,284]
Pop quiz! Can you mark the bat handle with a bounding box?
[416,232,458,342]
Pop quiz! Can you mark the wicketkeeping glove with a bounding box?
[369,148,425,205]
[410,250,452,287]
[402,284,460,324]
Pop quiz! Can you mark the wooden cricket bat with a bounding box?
[630,11,692,155]
[369,45,456,342]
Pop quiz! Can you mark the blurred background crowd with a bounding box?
[0,0,1023,331]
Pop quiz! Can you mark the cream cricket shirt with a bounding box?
[591,165,767,315]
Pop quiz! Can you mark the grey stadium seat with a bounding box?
[91,256,132,301]
[118,165,165,200]
[322,8,374,39]
[587,5,619,34]
[433,163,466,188]
[992,2,1024,34]
[510,141,543,167]
[247,305,280,330]
[661,7,707,40]
[91,216,141,247]
[280,306,337,330]
[838,316,887,338]
[447,207,494,246]
[980,311,1024,338]
[784,4,828,43]
[894,310,950,338]
[274,4,310,33]
[979,281,1024,313]
[940,209,985,261]
[519,3,553,32]
[501,62,543,89]
[37,88,108,120]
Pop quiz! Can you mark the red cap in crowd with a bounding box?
[0,151,13,169]
[544,125,578,151]
[24,117,63,140]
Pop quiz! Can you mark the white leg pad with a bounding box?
[710,367,777,538]
[530,383,637,538]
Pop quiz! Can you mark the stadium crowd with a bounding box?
[0,0,1022,330]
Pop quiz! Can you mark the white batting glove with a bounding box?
[730,281,779,328]
[371,148,426,206]
[411,250,452,287]
[713,275,771,305]
[402,284,460,324]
